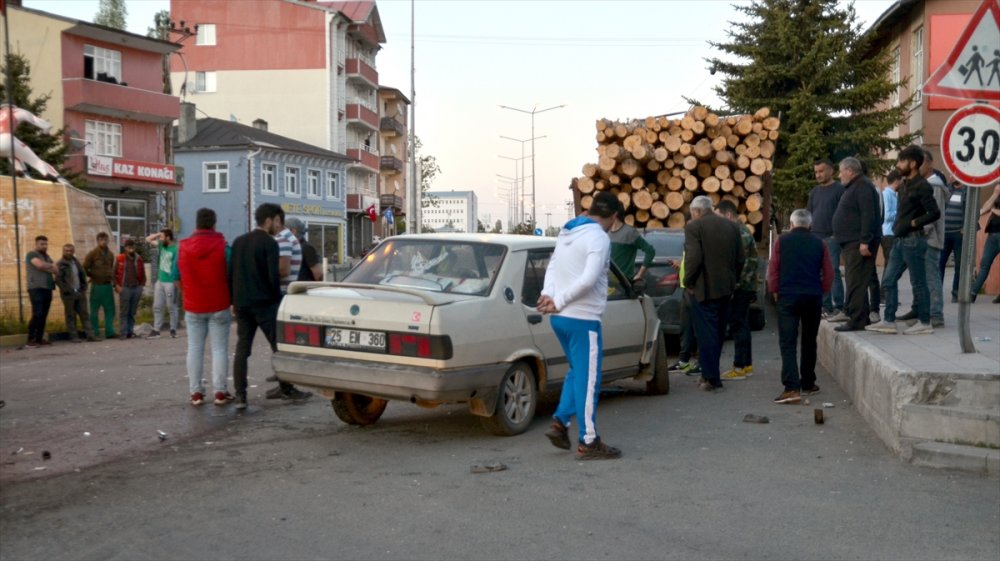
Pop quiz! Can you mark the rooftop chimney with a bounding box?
[252,118,268,132]
[177,102,197,144]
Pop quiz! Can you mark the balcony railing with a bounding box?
[380,116,406,137]
[346,103,379,131]
[380,155,403,174]
[345,58,378,87]
[347,148,379,172]
[63,78,179,123]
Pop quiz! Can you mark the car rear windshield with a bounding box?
[344,240,507,296]
[639,231,684,261]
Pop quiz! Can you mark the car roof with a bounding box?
[386,233,555,251]
[642,228,684,236]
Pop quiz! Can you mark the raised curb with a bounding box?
[910,441,1000,475]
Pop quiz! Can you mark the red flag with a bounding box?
[366,203,378,223]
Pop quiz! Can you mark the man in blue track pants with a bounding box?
[537,191,622,460]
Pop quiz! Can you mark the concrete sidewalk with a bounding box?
[819,268,1000,474]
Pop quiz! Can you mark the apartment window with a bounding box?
[204,162,229,192]
[285,166,300,196]
[326,171,340,199]
[194,71,217,93]
[84,45,121,82]
[261,163,277,194]
[891,46,901,106]
[912,26,924,105]
[196,24,216,46]
[307,169,322,198]
[85,120,122,157]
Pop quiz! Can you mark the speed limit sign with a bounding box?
[941,103,1000,187]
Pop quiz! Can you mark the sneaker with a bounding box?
[576,437,622,460]
[191,392,205,406]
[170,330,177,338]
[801,385,820,396]
[265,385,284,399]
[865,320,897,334]
[38,339,52,346]
[234,393,248,411]
[741,365,754,377]
[126,333,134,339]
[697,379,724,392]
[86,335,99,342]
[869,311,881,324]
[23,341,38,349]
[545,420,571,450]
[903,321,933,335]
[773,390,801,404]
[931,318,944,328]
[721,367,746,381]
[682,362,702,377]
[897,310,917,321]
[280,388,313,401]
[951,293,958,303]
[147,330,161,339]
[993,295,1000,304]
[825,311,849,323]
[214,391,235,406]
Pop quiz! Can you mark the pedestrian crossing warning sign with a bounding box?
[923,0,1000,101]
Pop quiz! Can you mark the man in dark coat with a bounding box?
[56,243,96,342]
[831,157,881,331]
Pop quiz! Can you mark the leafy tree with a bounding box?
[415,136,439,209]
[707,0,916,214]
[477,219,487,233]
[493,219,503,233]
[94,0,128,30]
[1,54,83,187]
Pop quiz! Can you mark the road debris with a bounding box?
[471,462,507,474]
[83,432,91,437]
[823,402,835,408]
[42,451,51,460]
[157,430,168,442]
[742,414,770,424]
[814,409,825,424]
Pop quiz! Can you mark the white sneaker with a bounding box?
[903,322,934,335]
[869,311,881,324]
[865,320,897,334]
[825,311,849,323]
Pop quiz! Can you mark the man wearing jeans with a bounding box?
[146,229,180,339]
[807,159,845,319]
[113,239,145,339]
[867,145,940,335]
[24,236,58,348]
[768,210,833,404]
[179,209,234,406]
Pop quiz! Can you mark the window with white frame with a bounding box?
[196,24,217,46]
[261,163,277,194]
[912,26,924,105]
[85,120,122,157]
[285,166,300,196]
[84,45,121,82]
[891,46,901,106]
[194,71,217,93]
[204,162,229,192]
[326,171,340,199]
[307,169,322,198]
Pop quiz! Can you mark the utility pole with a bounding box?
[498,104,565,230]
[3,1,23,321]
[408,0,419,233]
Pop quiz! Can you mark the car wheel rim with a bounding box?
[503,369,531,423]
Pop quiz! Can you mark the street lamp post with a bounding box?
[498,154,532,229]
[498,104,565,230]
[500,134,545,231]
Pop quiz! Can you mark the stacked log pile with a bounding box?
[573,106,779,234]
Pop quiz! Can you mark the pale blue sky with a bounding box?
[24,0,895,227]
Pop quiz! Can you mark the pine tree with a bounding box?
[94,0,128,31]
[707,0,916,213]
[1,54,83,187]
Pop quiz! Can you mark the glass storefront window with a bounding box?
[306,223,342,264]
[103,197,147,247]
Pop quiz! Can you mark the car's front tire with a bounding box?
[646,332,670,395]
[481,362,537,436]
[331,392,388,426]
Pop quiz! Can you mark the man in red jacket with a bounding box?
[114,239,145,339]
[178,208,235,406]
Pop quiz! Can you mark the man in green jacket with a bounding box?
[608,207,656,283]
[83,232,116,339]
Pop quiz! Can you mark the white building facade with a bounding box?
[424,190,478,233]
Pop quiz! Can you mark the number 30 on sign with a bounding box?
[941,104,1000,187]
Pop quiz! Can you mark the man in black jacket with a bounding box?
[683,196,745,391]
[56,244,96,342]
[866,145,941,335]
[230,203,311,410]
[831,157,881,331]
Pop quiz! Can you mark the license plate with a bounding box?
[326,328,386,352]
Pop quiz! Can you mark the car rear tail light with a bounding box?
[278,321,321,347]
[388,333,452,359]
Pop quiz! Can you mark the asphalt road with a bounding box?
[1,305,998,561]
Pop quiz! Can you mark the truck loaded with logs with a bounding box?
[569,106,779,336]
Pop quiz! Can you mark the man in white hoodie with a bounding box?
[537,191,622,460]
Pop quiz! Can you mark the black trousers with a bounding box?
[727,289,754,368]
[678,291,698,362]
[233,303,292,396]
[777,294,821,392]
[841,242,876,329]
[27,288,52,343]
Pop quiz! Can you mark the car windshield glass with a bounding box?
[639,231,684,261]
[344,240,506,296]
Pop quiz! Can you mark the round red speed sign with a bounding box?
[941,104,1000,187]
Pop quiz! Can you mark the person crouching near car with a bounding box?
[179,208,236,407]
[56,244,96,342]
[538,191,622,460]
[768,210,833,405]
